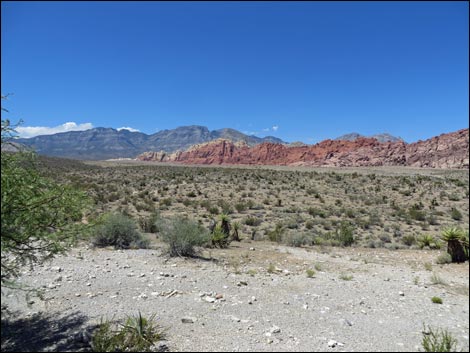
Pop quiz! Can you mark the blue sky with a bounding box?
[1,1,468,143]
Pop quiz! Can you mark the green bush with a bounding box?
[160,217,209,257]
[267,223,285,243]
[336,221,355,246]
[421,324,458,352]
[93,213,149,249]
[92,312,164,352]
[431,296,443,304]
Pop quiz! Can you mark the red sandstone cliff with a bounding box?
[136,129,469,169]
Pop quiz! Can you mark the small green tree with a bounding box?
[1,116,90,286]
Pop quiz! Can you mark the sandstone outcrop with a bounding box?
[136,129,469,169]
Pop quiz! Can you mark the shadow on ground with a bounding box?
[1,310,96,352]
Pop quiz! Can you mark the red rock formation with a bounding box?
[136,129,469,169]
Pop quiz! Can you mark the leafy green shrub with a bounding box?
[92,312,164,352]
[431,296,443,304]
[421,324,458,352]
[93,213,149,249]
[160,217,210,257]
[336,221,355,246]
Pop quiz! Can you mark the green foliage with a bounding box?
[431,296,443,304]
[160,217,210,257]
[92,213,149,249]
[92,312,164,352]
[441,227,467,263]
[418,234,439,249]
[267,222,285,243]
[421,324,459,352]
[1,118,90,285]
[335,221,355,246]
[306,269,316,278]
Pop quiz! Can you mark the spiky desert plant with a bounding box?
[231,221,241,241]
[219,213,231,236]
[441,227,466,263]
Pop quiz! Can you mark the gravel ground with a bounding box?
[2,241,469,352]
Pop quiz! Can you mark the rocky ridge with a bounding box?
[137,129,469,169]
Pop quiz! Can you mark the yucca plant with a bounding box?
[231,221,241,242]
[441,227,466,263]
[92,312,164,352]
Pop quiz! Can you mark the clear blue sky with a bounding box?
[1,1,468,143]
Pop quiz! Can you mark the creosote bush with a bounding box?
[92,213,149,249]
[160,217,210,257]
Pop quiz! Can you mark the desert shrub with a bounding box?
[335,221,355,246]
[306,269,316,278]
[305,220,314,229]
[217,200,233,214]
[244,216,262,226]
[450,207,462,221]
[431,296,443,304]
[209,206,219,215]
[421,324,458,352]
[160,217,210,257]
[401,234,416,246]
[235,202,247,213]
[284,233,311,247]
[93,213,149,249]
[267,223,285,243]
[92,312,164,352]
[379,234,392,243]
[138,212,161,233]
[436,253,452,264]
[409,208,426,222]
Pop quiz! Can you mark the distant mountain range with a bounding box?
[335,132,404,143]
[14,125,284,160]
